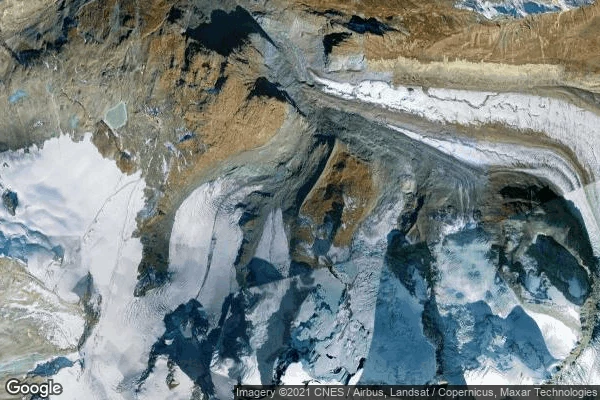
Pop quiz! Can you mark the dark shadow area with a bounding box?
[343,15,394,35]
[185,6,275,57]
[323,32,351,55]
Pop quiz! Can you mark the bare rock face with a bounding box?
[1,189,18,215]
[292,141,376,266]
[1,0,600,396]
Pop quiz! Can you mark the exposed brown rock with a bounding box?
[77,0,170,42]
[92,121,136,175]
[300,0,600,72]
[425,4,600,73]
[135,38,290,287]
[297,0,600,92]
[297,0,475,57]
[159,55,288,206]
[293,141,377,265]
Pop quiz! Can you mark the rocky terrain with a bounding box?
[1,0,600,398]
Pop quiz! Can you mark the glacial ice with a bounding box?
[315,75,600,257]
[254,209,290,276]
[0,134,150,398]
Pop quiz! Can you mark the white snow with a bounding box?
[280,362,314,385]
[254,208,290,276]
[357,192,405,248]
[387,124,582,192]
[455,0,593,19]
[54,154,148,399]
[313,74,600,384]
[564,182,600,256]
[168,178,256,318]
[0,134,144,305]
[559,338,600,384]
[137,356,195,400]
[1,87,596,392]
[525,310,578,360]
[246,279,292,359]
[0,133,159,398]
[56,177,256,399]
[464,357,540,384]
[434,229,520,318]
[280,361,346,385]
[0,134,143,353]
[0,134,132,238]
[433,225,583,382]
[518,254,583,328]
